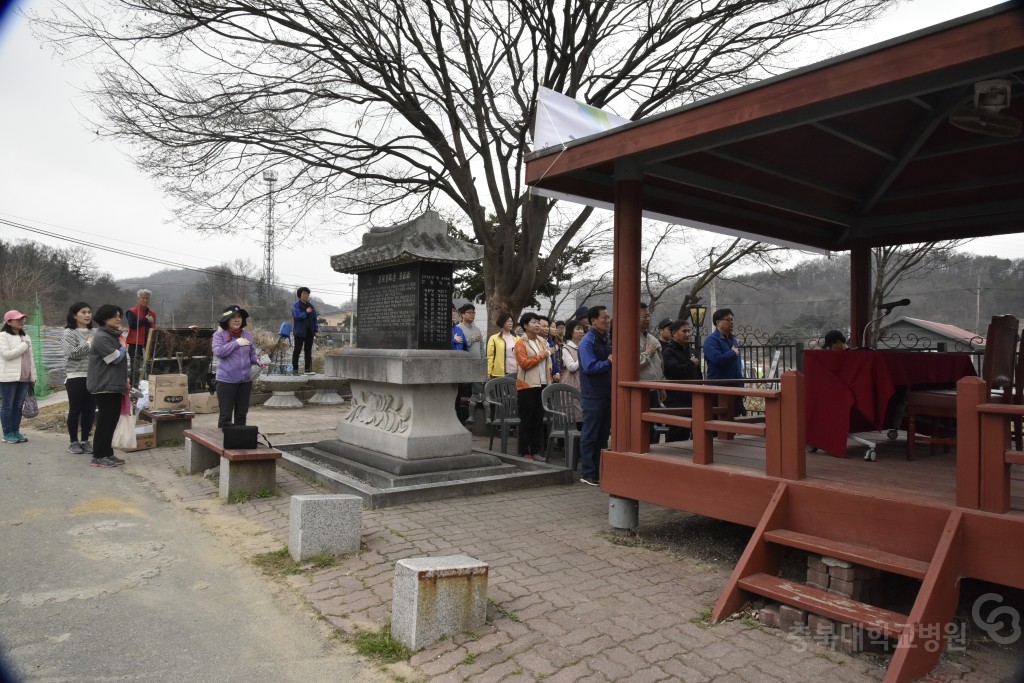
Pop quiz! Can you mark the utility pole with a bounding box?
[261,169,278,307]
[975,272,981,335]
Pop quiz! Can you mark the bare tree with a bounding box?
[871,241,971,345]
[36,0,897,322]
[628,221,789,319]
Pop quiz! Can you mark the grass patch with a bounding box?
[225,486,277,504]
[461,653,477,665]
[157,438,182,447]
[250,547,340,576]
[690,607,713,628]
[487,599,520,622]
[353,625,411,663]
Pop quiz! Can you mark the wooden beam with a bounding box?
[850,246,872,347]
[612,161,642,453]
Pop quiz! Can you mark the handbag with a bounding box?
[112,412,138,449]
[222,424,259,449]
[22,387,39,419]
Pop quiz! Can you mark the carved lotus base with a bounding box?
[329,349,485,461]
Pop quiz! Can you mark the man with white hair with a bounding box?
[126,289,156,387]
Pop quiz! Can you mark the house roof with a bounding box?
[892,316,985,348]
[524,3,1024,252]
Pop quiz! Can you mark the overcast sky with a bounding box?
[0,0,1015,308]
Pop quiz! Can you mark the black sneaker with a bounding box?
[81,441,93,454]
[90,457,120,468]
[580,477,600,486]
[68,442,84,455]
[108,455,126,465]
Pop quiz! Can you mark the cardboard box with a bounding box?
[150,374,190,410]
[189,392,219,414]
[121,425,155,452]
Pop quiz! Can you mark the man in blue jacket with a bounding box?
[702,308,744,416]
[578,305,612,486]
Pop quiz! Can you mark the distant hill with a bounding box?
[117,267,346,328]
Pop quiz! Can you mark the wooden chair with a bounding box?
[541,384,582,471]
[483,377,520,454]
[906,314,1018,457]
[1014,331,1024,451]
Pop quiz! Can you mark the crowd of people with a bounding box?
[452,301,746,487]
[0,286,286,468]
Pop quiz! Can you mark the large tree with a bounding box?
[37,0,897,322]
[870,241,970,345]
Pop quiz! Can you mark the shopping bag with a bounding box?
[112,413,138,450]
[22,387,39,419]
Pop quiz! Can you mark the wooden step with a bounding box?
[763,529,929,579]
[738,573,908,640]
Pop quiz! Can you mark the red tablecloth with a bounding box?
[804,350,977,457]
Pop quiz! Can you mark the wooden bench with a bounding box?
[140,409,195,443]
[184,428,281,498]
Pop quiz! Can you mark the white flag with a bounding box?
[532,87,630,152]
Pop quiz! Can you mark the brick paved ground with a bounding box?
[120,404,1020,682]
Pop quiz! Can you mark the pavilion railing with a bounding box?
[956,376,1024,514]
[619,371,806,481]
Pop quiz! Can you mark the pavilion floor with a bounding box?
[645,431,1024,514]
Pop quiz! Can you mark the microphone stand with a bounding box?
[861,310,892,350]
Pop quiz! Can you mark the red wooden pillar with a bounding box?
[956,376,986,509]
[850,246,871,347]
[612,161,642,453]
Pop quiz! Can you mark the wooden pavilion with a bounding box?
[525,5,1024,681]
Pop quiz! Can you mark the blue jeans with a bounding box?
[580,395,611,480]
[0,381,30,436]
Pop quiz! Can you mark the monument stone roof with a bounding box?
[331,211,484,274]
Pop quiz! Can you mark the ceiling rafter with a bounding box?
[855,89,973,215]
[644,162,853,226]
[706,149,861,202]
[812,122,895,160]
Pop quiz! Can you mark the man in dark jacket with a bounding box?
[702,307,745,418]
[578,305,612,486]
[291,287,319,374]
[663,319,703,441]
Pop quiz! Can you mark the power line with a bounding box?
[1,216,354,296]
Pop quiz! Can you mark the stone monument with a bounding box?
[320,211,495,469]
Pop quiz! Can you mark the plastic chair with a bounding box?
[484,377,520,454]
[542,384,582,471]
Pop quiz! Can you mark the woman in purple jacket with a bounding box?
[213,305,265,429]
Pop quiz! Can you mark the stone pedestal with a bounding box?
[260,375,307,409]
[391,555,488,651]
[288,494,362,560]
[326,349,485,460]
[307,375,348,405]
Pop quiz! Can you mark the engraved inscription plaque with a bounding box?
[357,262,453,349]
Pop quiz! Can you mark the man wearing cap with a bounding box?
[1,310,36,444]
[656,318,673,348]
[213,305,265,429]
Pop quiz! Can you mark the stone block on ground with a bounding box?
[219,457,276,498]
[391,555,488,651]
[289,494,362,561]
